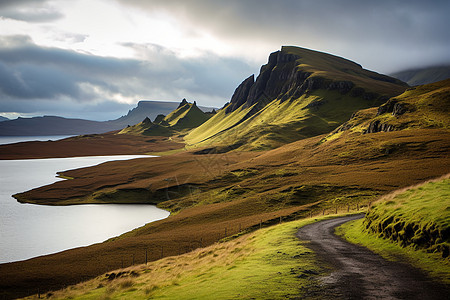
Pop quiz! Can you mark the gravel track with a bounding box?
[296,214,449,299]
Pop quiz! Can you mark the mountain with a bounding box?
[185,46,408,151]
[0,116,118,136]
[0,116,9,122]
[119,100,211,136]
[390,66,450,86]
[118,117,175,137]
[0,100,217,136]
[162,100,210,130]
[109,100,216,128]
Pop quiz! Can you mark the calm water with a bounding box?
[0,155,169,263]
[0,135,74,145]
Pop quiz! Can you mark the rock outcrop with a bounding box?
[225,47,407,115]
[365,120,395,133]
[377,99,409,116]
[177,98,188,108]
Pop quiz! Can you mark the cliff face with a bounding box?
[226,47,407,115]
[186,46,409,151]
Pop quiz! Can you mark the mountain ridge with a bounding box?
[185,46,408,151]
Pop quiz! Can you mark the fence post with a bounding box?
[145,248,148,265]
[279,216,282,224]
[260,219,262,229]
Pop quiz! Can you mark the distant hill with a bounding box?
[390,66,450,86]
[0,100,217,136]
[0,116,117,136]
[0,116,9,122]
[119,100,211,136]
[109,100,216,128]
[185,46,408,151]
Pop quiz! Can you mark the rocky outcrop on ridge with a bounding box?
[226,47,408,115]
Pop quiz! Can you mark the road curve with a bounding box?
[296,214,449,300]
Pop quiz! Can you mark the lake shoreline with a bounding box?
[0,155,170,264]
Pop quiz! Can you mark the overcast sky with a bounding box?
[1,0,449,120]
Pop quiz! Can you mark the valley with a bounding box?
[0,46,449,299]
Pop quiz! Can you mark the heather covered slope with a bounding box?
[185,46,408,151]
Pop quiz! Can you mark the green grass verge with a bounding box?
[336,175,450,284]
[336,219,450,284]
[36,215,349,300]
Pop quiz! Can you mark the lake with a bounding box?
[0,135,74,145]
[0,155,169,263]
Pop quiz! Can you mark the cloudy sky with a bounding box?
[1,0,449,120]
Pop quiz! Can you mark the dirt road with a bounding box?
[296,214,449,299]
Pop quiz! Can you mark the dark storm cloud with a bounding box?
[0,36,253,118]
[119,0,450,72]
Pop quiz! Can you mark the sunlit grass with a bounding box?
[26,215,350,300]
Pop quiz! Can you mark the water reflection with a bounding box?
[0,155,169,263]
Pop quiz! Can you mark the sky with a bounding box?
[0,0,449,121]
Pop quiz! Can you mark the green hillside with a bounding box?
[119,100,210,136]
[185,46,408,151]
[328,78,450,136]
[165,100,210,130]
[118,117,174,136]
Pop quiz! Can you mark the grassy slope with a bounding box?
[185,46,407,151]
[337,175,450,283]
[24,214,355,300]
[119,121,175,137]
[186,90,391,151]
[165,103,210,130]
[119,103,210,137]
[330,79,450,135]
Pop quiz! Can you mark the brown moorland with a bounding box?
[0,132,184,160]
[1,126,449,299]
[1,61,449,299]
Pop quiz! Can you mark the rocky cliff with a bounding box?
[186,46,409,150]
[226,46,407,115]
